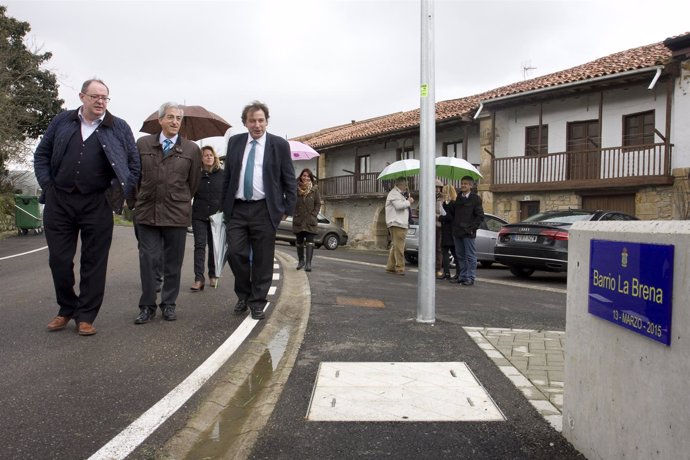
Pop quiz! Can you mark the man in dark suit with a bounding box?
[221,101,296,320]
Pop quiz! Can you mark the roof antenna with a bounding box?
[522,61,537,80]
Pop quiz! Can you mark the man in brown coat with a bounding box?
[129,102,201,323]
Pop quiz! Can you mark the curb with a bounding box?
[161,250,311,459]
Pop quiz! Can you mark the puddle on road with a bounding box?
[184,327,290,459]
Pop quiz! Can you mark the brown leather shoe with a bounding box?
[47,315,72,331]
[209,277,218,288]
[78,322,97,336]
[190,280,205,291]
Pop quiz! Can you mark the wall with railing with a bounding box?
[493,143,671,186]
[319,173,472,198]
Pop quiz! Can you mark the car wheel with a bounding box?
[480,261,494,268]
[323,233,339,250]
[509,266,535,278]
[405,254,418,264]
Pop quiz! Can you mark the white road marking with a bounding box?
[88,304,270,460]
[0,246,48,261]
[89,259,284,459]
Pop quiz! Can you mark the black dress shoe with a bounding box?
[461,279,475,286]
[233,299,248,315]
[162,305,177,321]
[250,305,265,320]
[449,278,465,284]
[134,307,156,324]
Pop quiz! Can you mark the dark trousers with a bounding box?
[435,226,443,271]
[43,188,114,323]
[133,219,163,287]
[442,245,458,276]
[137,225,187,309]
[226,200,275,309]
[192,218,216,282]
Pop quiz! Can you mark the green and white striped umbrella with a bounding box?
[377,159,420,180]
[435,156,482,181]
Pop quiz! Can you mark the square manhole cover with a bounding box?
[307,362,505,422]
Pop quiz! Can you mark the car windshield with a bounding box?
[522,211,594,224]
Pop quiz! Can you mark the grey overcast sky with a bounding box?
[5,0,690,153]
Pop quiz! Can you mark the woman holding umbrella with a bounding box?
[190,146,224,290]
[292,168,321,272]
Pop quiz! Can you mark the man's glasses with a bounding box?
[84,94,111,103]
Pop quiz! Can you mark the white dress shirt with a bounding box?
[78,108,104,140]
[236,133,266,200]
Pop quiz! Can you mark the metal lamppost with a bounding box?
[417,0,436,323]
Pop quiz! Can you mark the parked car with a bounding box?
[275,213,348,250]
[494,209,638,278]
[404,212,508,267]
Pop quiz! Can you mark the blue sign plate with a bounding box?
[588,240,674,346]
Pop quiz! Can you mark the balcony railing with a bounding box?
[492,143,672,190]
[318,144,673,197]
[319,173,465,198]
[319,172,392,197]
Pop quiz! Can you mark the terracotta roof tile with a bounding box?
[298,40,674,150]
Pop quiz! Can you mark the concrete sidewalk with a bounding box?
[162,249,582,459]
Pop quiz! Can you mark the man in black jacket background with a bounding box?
[449,176,484,286]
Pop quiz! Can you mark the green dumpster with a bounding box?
[15,195,43,235]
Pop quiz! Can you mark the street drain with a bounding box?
[335,296,385,308]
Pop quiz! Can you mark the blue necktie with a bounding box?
[243,140,257,200]
[163,139,173,156]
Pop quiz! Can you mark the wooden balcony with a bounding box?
[491,143,674,192]
[318,144,673,198]
[319,172,406,198]
[319,173,463,199]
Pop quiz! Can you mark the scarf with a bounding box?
[298,180,313,197]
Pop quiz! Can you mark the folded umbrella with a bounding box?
[209,212,227,288]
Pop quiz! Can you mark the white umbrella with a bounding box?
[209,212,227,288]
[434,157,482,181]
[377,159,420,180]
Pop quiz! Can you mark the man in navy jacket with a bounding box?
[34,78,140,335]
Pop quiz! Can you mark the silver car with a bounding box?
[404,213,508,267]
[276,213,348,250]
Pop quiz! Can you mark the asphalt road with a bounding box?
[0,226,249,460]
[247,244,578,459]
[0,232,571,459]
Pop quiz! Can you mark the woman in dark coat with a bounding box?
[190,146,224,290]
[439,184,459,280]
[292,168,321,272]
